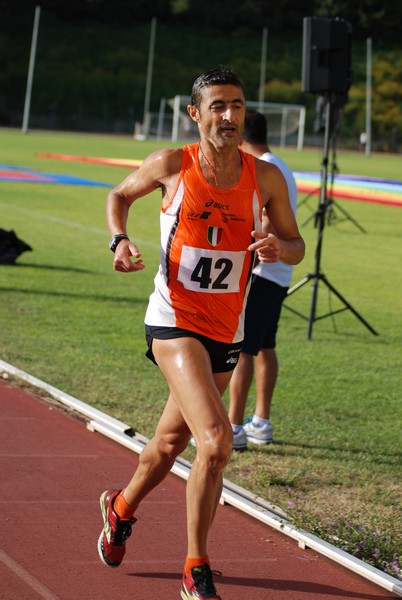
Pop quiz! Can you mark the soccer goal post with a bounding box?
[168,95,306,150]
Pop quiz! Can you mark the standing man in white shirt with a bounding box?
[228,109,298,450]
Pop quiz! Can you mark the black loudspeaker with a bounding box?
[302,16,352,94]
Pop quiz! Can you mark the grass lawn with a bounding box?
[0,128,401,577]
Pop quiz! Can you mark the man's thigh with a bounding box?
[151,336,232,437]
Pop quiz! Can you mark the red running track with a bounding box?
[0,378,397,600]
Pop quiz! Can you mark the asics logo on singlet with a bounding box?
[205,200,229,210]
[226,356,239,364]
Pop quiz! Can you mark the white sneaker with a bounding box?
[231,424,247,451]
[243,418,273,444]
[191,430,247,451]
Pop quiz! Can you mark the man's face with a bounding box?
[188,84,246,149]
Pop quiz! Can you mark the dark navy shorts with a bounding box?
[241,275,288,355]
[145,325,242,373]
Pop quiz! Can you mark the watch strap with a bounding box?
[109,234,129,253]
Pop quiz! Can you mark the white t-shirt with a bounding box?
[252,151,298,288]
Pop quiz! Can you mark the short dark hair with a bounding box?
[242,109,268,145]
[191,66,245,109]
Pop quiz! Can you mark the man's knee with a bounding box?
[195,426,233,471]
[156,431,190,461]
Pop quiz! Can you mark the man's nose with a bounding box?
[221,107,234,121]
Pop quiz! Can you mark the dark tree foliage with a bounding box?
[2,0,402,41]
[1,0,171,24]
[184,0,313,34]
[183,0,402,42]
[1,0,401,143]
[311,0,402,41]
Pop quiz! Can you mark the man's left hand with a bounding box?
[248,231,280,263]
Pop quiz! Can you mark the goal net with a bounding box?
[140,96,306,151]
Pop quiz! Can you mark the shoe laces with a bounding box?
[113,517,135,545]
[191,564,219,598]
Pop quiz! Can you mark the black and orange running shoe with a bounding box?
[97,489,136,567]
[181,563,222,599]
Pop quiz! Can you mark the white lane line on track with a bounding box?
[0,454,98,458]
[0,548,62,600]
[0,202,159,248]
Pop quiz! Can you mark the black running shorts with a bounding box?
[241,275,288,355]
[145,325,242,373]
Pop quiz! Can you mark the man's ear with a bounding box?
[187,104,200,123]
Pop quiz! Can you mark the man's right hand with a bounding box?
[113,241,145,272]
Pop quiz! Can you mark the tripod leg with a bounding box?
[297,188,318,208]
[298,187,321,227]
[302,212,317,227]
[287,274,312,295]
[330,199,367,233]
[307,276,319,340]
[321,275,378,335]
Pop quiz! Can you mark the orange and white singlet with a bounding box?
[144,143,263,343]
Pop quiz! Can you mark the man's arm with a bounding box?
[249,160,305,265]
[106,148,182,272]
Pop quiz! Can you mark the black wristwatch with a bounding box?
[109,234,129,253]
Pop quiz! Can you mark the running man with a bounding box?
[98,66,305,600]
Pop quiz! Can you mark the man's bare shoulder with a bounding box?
[254,156,281,177]
[254,156,286,196]
[141,147,184,180]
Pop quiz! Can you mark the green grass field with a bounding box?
[0,128,401,577]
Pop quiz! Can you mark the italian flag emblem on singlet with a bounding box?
[207,226,223,246]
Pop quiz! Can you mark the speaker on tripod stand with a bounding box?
[299,17,365,232]
[302,16,352,96]
[284,17,378,339]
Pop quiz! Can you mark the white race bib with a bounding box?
[178,246,246,294]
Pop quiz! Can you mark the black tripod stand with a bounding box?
[298,106,366,233]
[284,94,378,340]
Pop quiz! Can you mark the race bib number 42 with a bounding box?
[178,246,246,294]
